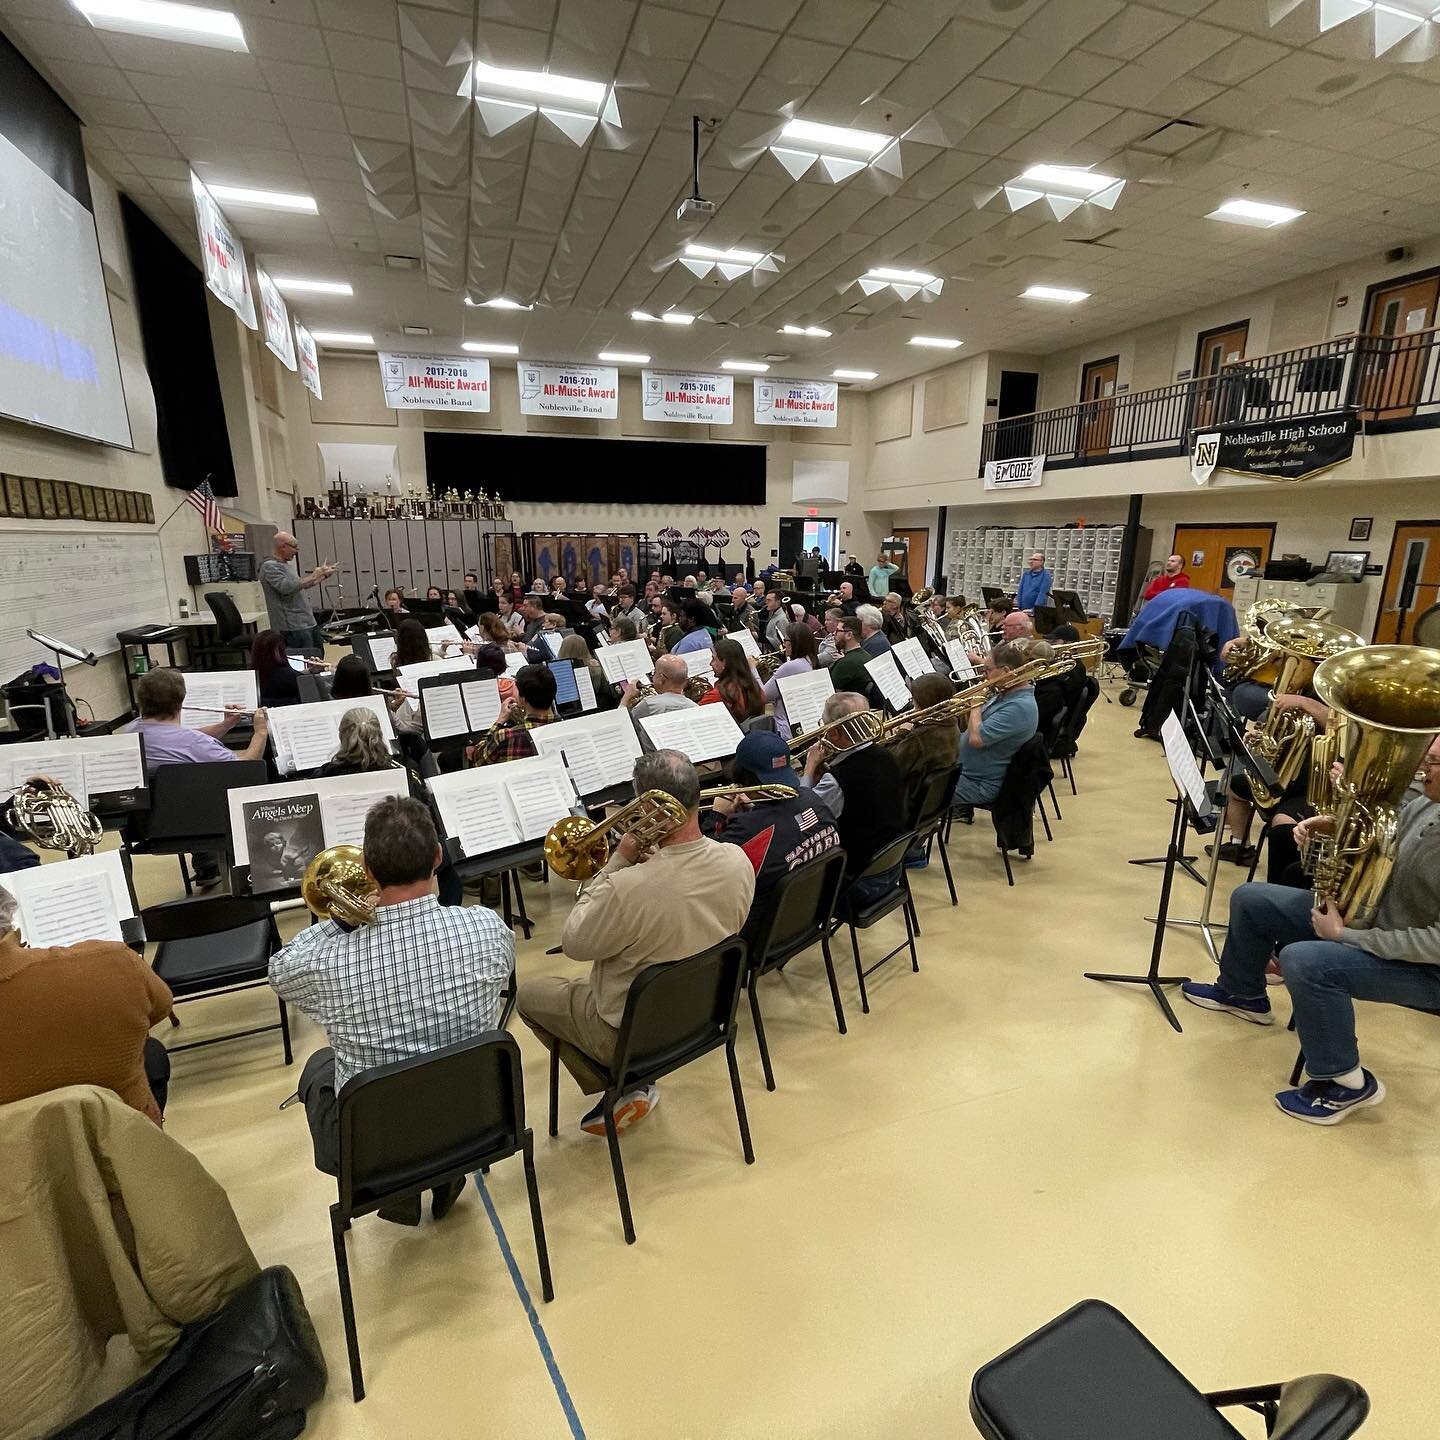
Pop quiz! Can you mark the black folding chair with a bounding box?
[139,892,289,1061]
[832,832,919,1015]
[546,937,752,1245]
[1056,676,1101,795]
[742,848,848,1091]
[330,1033,552,1401]
[971,1298,1369,1440]
[909,764,961,916]
[190,592,255,670]
[982,737,1055,886]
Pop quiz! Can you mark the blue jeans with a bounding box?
[1219,883,1440,1080]
[844,863,903,913]
[283,626,326,656]
[952,772,1000,808]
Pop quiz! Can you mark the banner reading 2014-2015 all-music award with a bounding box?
[519,361,619,419]
[641,369,733,425]
[754,377,839,428]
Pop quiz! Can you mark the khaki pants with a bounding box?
[517,974,620,1096]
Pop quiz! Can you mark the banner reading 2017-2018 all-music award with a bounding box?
[641,369,733,425]
[519,361,619,419]
[754,377,839,428]
[378,352,491,411]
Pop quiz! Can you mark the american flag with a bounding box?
[183,477,222,533]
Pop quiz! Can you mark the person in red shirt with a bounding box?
[1143,554,1191,602]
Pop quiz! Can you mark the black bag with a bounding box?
[50,1267,327,1440]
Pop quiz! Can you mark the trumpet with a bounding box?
[270,844,378,927]
[4,777,103,857]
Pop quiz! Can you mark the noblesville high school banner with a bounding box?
[379,352,491,411]
[1190,412,1358,482]
[256,268,296,372]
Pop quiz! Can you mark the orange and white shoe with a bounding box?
[580,1085,659,1137]
[1265,958,1286,987]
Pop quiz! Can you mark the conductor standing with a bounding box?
[261,531,332,655]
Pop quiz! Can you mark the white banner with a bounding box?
[754,376,838,428]
[518,360,619,419]
[982,454,1046,490]
[255,268,296,371]
[379,351,491,411]
[189,171,256,329]
[641,369,733,425]
[294,322,322,400]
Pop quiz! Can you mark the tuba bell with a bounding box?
[4,778,103,858]
[1223,598,1333,686]
[298,844,378,927]
[1300,645,1440,927]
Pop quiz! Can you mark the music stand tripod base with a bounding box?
[1083,967,1190,1032]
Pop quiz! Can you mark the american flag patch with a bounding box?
[795,807,818,831]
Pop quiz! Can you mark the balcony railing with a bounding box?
[980,328,1440,471]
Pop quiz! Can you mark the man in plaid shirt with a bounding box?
[468,664,557,766]
[270,796,513,1225]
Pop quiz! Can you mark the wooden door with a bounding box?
[1171,524,1275,595]
[1078,356,1119,455]
[888,528,929,591]
[1358,274,1439,418]
[1193,321,1249,429]
[1375,521,1440,643]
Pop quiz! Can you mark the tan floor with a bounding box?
[108,693,1439,1438]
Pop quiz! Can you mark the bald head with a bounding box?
[273,530,299,561]
[652,654,688,692]
[1001,610,1034,643]
[821,690,868,723]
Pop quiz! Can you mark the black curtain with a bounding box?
[120,195,238,499]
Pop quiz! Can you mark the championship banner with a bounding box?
[294,322,322,400]
[255,268,296,372]
[519,360,618,419]
[1189,412,1357,482]
[641,369,733,425]
[379,352,491,411]
[189,172,256,329]
[983,454,1045,490]
[754,377,838,428]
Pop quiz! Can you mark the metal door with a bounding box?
[369,521,393,597]
[1078,356,1119,454]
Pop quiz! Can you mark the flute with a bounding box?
[182,704,246,716]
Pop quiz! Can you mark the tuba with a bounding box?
[4,778,102,857]
[272,844,378,927]
[1246,617,1365,808]
[1300,645,1440,927]
[1223,598,1332,686]
[952,604,991,658]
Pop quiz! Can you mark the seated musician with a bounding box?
[612,586,646,628]
[952,641,1039,820]
[391,618,434,667]
[702,638,767,724]
[985,598,1011,635]
[622,654,695,742]
[889,673,960,819]
[857,605,890,657]
[730,584,757,632]
[763,623,820,739]
[0,883,173,1124]
[469,663,557,765]
[1025,628,1085,737]
[516,750,754,1136]
[671,599,716,656]
[653,599,682,652]
[251,629,304,708]
[519,596,547,643]
[1182,738,1440,1125]
[880,593,913,646]
[943,596,970,638]
[817,607,846,667]
[383,588,409,616]
[609,615,640,646]
[835,580,859,616]
[270,797,513,1220]
[332,652,422,735]
[830,617,878,703]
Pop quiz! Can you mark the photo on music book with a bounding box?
[243,794,324,895]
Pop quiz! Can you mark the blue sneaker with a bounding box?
[1275,1071,1385,1126]
[1180,980,1274,1026]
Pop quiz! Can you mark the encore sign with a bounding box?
[379,353,491,411]
[1190,412,1357,484]
[519,361,619,419]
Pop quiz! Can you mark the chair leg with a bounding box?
[904,880,919,973]
[330,1207,365,1402]
[178,854,193,897]
[999,845,1015,886]
[820,933,847,1036]
[1065,754,1077,796]
[908,887,922,937]
[1037,796,1054,843]
[849,923,869,1015]
[602,1096,636,1245]
[278,996,293,1065]
[937,831,957,907]
[1289,1047,1305,1088]
[726,1039,755,1165]
[547,1048,559,1139]
[1048,781,1063,821]
[746,971,776,1092]
[521,1132,555,1302]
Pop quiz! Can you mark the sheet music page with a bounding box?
[776,668,835,738]
[1161,712,1209,814]
[946,640,979,683]
[596,645,629,684]
[505,651,527,675]
[589,714,642,785]
[892,637,932,680]
[7,851,132,947]
[534,729,606,796]
[272,710,344,772]
[79,735,145,795]
[864,652,913,713]
[180,672,258,728]
[427,623,465,656]
[318,772,410,848]
[639,705,743,762]
[727,628,760,659]
[617,640,655,681]
[501,761,579,840]
[540,631,564,658]
[0,747,88,805]
[681,649,714,679]
[573,666,598,711]
[369,635,398,670]
[287,656,308,672]
[399,657,473,683]
[420,683,469,740]
[461,678,502,731]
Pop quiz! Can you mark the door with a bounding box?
[1170,523,1275,595]
[1078,356,1119,455]
[887,529,929,591]
[1359,273,1439,418]
[1192,321,1249,429]
[1375,521,1440,643]
[995,370,1039,461]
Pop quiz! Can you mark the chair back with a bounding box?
[855,830,914,882]
[994,736,1053,816]
[143,759,268,847]
[610,937,748,1091]
[740,713,777,736]
[747,848,847,971]
[336,1033,525,1215]
[204,592,247,642]
[139,891,276,942]
[1070,676,1101,743]
[911,764,961,833]
[296,671,327,703]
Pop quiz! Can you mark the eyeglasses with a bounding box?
[1420,758,1440,772]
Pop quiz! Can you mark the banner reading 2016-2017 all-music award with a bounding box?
[641,369,733,425]
[378,352,491,411]
[754,377,839,428]
[519,361,619,419]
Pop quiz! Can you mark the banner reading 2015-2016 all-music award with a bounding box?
[519,361,619,419]
[754,377,839,428]
[641,370,733,425]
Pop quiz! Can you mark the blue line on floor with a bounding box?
[474,1172,586,1440]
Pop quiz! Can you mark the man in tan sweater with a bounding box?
[0,885,174,1124]
[518,749,755,1136]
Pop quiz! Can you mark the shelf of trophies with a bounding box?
[944,524,1142,619]
[298,482,507,522]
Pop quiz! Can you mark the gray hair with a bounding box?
[990,641,1028,671]
[612,616,639,643]
[334,706,391,771]
[856,604,883,632]
[363,796,439,887]
[652,654,688,690]
[0,885,16,932]
[633,748,700,811]
[821,690,868,723]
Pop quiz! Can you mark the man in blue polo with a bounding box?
[1015,550,1053,612]
[952,641,1038,818]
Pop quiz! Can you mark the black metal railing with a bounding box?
[980,329,1440,471]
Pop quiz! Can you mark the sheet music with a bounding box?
[505,651,527,675]
[0,749,88,806]
[1,736,144,800]
[76,735,145,795]
[6,850,132,947]
[317,773,409,849]
[399,657,473,683]
[368,635,399,670]
[776,668,835,738]
[681,649,714,679]
[945,640,979,683]
[420,683,469,740]
[864,652,913,713]
[727,628,760,659]
[440,776,523,856]
[266,696,393,775]
[639,705,743,762]
[891,637,932,680]
[574,665,597,712]
[539,631,564,658]
[427,623,465,657]
[539,731,606,795]
[532,712,641,796]
[500,761,579,840]
[180,672,258,728]
[596,638,653,684]
[461,678,501,731]
[1161,712,1209,815]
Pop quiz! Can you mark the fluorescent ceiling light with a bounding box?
[73,0,247,50]
[684,243,765,265]
[1023,285,1089,303]
[1207,198,1306,228]
[468,296,532,310]
[470,60,607,111]
[205,183,316,213]
[781,325,832,337]
[777,118,892,160]
[678,245,777,283]
[309,330,373,345]
[722,360,769,373]
[271,277,352,296]
[462,341,519,355]
[909,336,962,350]
[632,310,694,325]
[865,266,938,286]
[598,351,648,364]
[1019,165,1122,196]
[833,369,877,380]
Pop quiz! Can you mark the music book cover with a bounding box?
[244,794,323,894]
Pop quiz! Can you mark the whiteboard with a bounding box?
[0,531,171,675]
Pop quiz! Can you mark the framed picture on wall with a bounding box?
[1326,549,1369,578]
[1349,517,1373,542]
[4,475,22,516]
[80,486,97,521]
[21,477,40,518]
[37,480,57,518]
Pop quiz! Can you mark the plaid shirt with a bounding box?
[269,896,514,1090]
[471,711,553,766]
